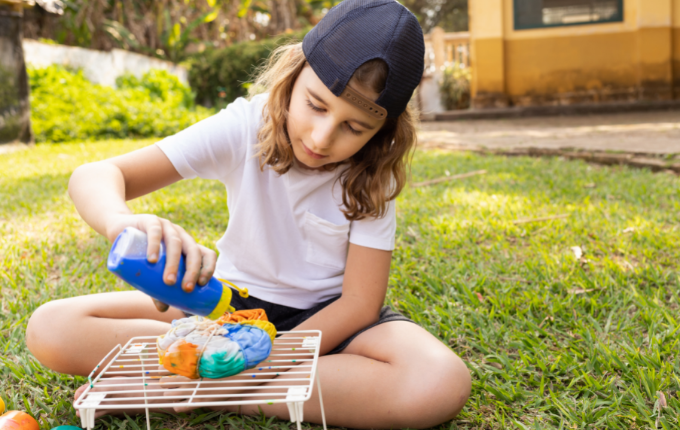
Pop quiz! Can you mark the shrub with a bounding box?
[439,64,471,110]
[188,30,308,109]
[29,66,213,143]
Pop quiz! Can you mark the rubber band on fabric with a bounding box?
[195,325,219,377]
[157,310,276,379]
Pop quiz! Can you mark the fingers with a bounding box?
[135,215,207,290]
[173,402,200,413]
[143,217,163,263]
[159,219,183,286]
[198,245,217,286]
[159,375,193,388]
[153,298,170,312]
[162,377,201,412]
[175,225,201,292]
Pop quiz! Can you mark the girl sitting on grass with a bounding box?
[26,0,471,427]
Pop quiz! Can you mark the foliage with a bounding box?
[188,30,308,109]
[400,0,468,32]
[440,64,471,110]
[28,66,213,143]
[102,9,220,63]
[2,140,680,429]
[115,69,195,109]
[24,0,326,63]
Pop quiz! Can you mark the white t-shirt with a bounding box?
[156,94,396,309]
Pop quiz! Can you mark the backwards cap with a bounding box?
[302,0,425,119]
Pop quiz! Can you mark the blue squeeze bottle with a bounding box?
[107,227,246,319]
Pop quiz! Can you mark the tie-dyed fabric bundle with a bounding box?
[157,309,277,379]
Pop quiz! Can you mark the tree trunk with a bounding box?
[0,1,33,144]
[268,0,297,35]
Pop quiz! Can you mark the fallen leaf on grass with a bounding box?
[658,391,667,408]
[622,227,635,233]
[411,169,487,187]
[583,183,596,188]
[513,214,570,224]
[656,391,667,428]
[567,288,594,294]
[475,292,485,302]
[612,256,635,272]
[538,315,554,328]
[406,226,420,241]
[488,362,503,370]
[570,246,583,260]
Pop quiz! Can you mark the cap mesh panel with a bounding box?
[303,0,424,118]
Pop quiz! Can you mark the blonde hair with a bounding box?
[249,43,418,221]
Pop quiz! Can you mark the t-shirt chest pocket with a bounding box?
[303,211,350,271]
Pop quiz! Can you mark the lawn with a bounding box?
[1,139,679,429]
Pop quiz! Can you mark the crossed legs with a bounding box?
[26,291,471,429]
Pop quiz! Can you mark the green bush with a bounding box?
[29,66,213,143]
[439,64,471,110]
[188,30,308,109]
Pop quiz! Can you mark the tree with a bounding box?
[22,0,316,63]
[400,0,468,33]
[0,0,33,144]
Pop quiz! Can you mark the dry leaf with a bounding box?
[583,183,596,188]
[513,214,569,224]
[538,315,554,328]
[622,227,635,233]
[475,292,485,302]
[567,288,593,294]
[571,246,583,260]
[489,362,503,370]
[406,226,420,241]
[658,391,667,408]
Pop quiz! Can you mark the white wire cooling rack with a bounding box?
[74,331,326,430]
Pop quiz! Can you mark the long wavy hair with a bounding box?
[249,43,418,221]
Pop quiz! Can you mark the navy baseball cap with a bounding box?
[302,0,425,119]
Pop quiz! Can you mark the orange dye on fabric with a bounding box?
[219,309,276,341]
[159,339,201,379]
[217,309,269,324]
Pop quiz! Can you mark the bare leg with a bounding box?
[26,291,184,376]
[217,321,471,429]
[27,293,471,428]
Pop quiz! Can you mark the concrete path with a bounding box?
[418,110,680,156]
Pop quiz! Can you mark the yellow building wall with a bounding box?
[470,0,679,107]
[469,0,507,107]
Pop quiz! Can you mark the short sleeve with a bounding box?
[348,199,397,251]
[156,96,263,181]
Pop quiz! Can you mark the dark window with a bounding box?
[514,0,623,30]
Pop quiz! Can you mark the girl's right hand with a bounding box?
[105,214,217,312]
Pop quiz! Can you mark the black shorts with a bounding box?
[185,294,414,354]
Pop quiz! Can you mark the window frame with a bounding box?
[513,0,624,30]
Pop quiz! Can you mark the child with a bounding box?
[26,0,471,427]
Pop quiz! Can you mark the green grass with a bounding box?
[1,139,680,429]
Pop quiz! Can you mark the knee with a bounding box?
[434,353,472,419]
[397,351,471,428]
[26,300,72,372]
